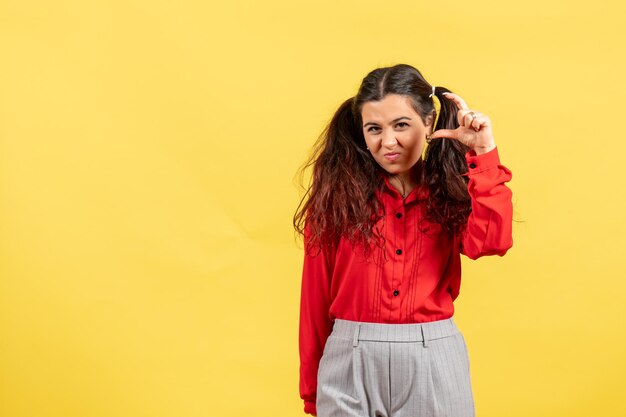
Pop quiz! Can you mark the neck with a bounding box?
[388,161,424,198]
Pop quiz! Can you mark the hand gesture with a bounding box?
[429,92,496,154]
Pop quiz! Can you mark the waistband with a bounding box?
[331,317,460,348]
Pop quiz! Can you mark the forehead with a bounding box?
[361,94,418,120]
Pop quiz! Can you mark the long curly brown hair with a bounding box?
[293,64,472,256]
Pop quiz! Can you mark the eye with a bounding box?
[396,122,409,128]
[367,126,380,133]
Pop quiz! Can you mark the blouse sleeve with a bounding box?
[299,220,336,416]
[458,146,514,260]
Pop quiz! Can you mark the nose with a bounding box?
[381,132,398,148]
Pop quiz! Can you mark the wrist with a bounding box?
[473,143,496,155]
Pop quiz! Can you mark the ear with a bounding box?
[425,112,435,131]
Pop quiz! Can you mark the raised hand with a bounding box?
[429,92,496,154]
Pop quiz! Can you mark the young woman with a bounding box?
[294,64,513,417]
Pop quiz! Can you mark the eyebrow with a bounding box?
[363,116,412,128]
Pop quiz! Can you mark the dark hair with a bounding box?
[293,64,472,257]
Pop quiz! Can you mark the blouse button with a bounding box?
[469,162,477,169]
[396,212,402,219]
[396,249,402,255]
[393,290,399,296]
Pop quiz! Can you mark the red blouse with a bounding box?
[298,146,514,416]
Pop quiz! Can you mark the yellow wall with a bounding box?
[1,1,624,416]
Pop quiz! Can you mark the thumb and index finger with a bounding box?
[429,92,468,141]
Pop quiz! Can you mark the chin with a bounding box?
[381,166,405,175]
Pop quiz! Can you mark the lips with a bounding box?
[384,152,400,161]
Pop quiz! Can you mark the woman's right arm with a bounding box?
[299,220,335,416]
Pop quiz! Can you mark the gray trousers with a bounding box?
[316,317,475,417]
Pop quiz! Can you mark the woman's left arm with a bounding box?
[458,146,513,259]
[429,92,514,260]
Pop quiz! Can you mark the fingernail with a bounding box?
[442,92,449,95]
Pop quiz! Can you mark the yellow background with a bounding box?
[1,1,624,416]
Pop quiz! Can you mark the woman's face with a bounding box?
[361,94,433,176]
